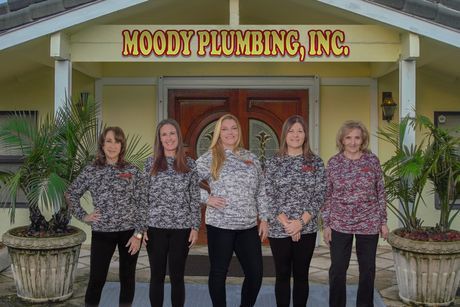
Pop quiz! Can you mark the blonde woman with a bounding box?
[196,114,269,307]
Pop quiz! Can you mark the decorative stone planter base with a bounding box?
[0,245,10,272]
[388,230,460,306]
[2,226,86,303]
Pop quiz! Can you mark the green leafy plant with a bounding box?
[378,114,460,237]
[0,100,151,236]
[421,115,460,232]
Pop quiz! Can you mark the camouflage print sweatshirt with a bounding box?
[67,163,147,234]
[321,152,387,235]
[196,149,269,230]
[265,154,327,238]
[144,156,201,230]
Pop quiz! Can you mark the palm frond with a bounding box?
[125,134,152,169]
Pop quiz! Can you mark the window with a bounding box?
[0,111,37,163]
[434,111,460,209]
[0,111,37,208]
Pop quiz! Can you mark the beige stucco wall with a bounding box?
[1,62,459,242]
[102,85,156,147]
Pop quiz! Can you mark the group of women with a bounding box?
[66,113,388,307]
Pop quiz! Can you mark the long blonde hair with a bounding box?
[210,114,244,180]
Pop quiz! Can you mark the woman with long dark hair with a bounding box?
[143,119,201,307]
[266,115,326,307]
[66,126,147,307]
[195,113,269,307]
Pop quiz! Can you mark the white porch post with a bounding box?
[229,0,239,26]
[399,33,419,147]
[51,32,72,114]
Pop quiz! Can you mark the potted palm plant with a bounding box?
[0,100,150,303]
[378,114,460,306]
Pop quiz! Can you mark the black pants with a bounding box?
[329,229,379,307]
[206,225,263,307]
[146,227,191,307]
[269,233,317,307]
[85,230,139,307]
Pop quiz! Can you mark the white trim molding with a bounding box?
[159,76,321,155]
[0,0,148,51]
[316,0,460,48]
[54,60,72,113]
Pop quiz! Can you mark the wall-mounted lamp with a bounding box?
[381,92,398,122]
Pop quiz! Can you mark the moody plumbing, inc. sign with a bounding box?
[70,25,400,62]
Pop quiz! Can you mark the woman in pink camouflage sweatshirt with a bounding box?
[321,120,389,307]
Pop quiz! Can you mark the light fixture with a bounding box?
[381,91,397,122]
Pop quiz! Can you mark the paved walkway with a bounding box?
[0,244,458,306]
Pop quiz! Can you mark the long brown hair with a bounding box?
[94,126,128,168]
[151,118,190,175]
[277,115,313,160]
[209,114,244,180]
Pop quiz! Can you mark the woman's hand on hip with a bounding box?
[83,210,100,224]
[206,195,226,209]
[323,226,332,247]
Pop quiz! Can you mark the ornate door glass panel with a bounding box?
[196,121,216,157]
[249,119,279,168]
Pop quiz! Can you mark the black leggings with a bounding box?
[269,233,316,307]
[146,227,191,307]
[329,229,379,307]
[85,230,139,306]
[206,224,263,307]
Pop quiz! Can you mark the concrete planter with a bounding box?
[388,229,460,306]
[2,226,86,303]
[0,245,10,272]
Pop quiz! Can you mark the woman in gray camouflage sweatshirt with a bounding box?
[196,113,269,307]
[265,115,326,307]
[66,127,147,307]
[143,119,201,307]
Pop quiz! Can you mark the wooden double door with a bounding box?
[168,88,309,243]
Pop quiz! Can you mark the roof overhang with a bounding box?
[0,0,148,51]
[316,0,460,48]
